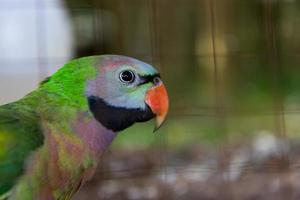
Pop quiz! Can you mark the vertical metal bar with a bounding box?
[264,0,287,143]
[35,0,48,81]
[93,0,105,54]
[263,0,292,199]
[148,0,161,66]
[147,0,167,190]
[119,0,127,54]
[208,0,232,199]
[91,2,107,199]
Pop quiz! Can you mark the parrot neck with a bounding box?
[74,114,118,158]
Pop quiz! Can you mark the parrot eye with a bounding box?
[119,70,136,84]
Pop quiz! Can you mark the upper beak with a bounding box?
[145,81,169,132]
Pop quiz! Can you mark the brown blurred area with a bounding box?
[2,0,300,199]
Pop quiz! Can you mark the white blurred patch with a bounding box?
[0,0,74,104]
[225,130,290,181]
[252,130,290,162]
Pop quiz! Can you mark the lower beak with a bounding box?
[145,82,169,132]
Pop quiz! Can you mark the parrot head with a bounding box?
[85,55,169,132]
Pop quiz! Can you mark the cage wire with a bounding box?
[2,0,300,199]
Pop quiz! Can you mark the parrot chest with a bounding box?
[9,132,99,200]
[13,116,116,199]
[43,131,99,199]
[44,117,116,198]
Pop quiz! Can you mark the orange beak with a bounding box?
[145,82,169,132]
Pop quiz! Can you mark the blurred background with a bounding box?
[1,0,300,199]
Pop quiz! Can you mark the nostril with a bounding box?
[153,77,161,85]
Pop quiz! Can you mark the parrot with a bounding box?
[0,55,169,200]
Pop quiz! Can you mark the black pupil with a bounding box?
[121,71,134,82]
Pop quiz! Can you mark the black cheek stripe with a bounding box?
[87,96,155,132]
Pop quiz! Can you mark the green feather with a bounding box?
[0,102,43,196]
[39,56,97,110]
[0,56,99,198]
